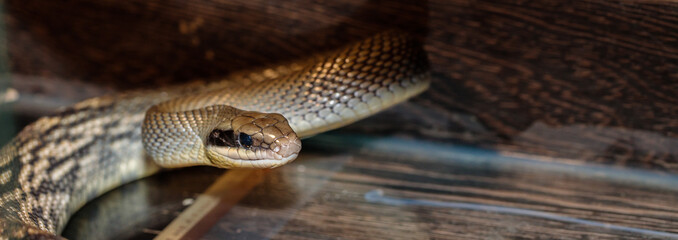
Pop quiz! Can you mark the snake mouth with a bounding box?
[235,152,299,168]
[206,145,300,168]
[208,148,299,168]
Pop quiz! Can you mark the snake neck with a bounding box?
[0,89,192,234]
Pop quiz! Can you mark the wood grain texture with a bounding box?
[62,145,678,239]
[4,0,677,173]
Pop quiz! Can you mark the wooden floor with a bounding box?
[62,134,678,239]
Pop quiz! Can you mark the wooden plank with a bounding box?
[212,148,678,239]
[155,169,265,240]
[63,140,678,239]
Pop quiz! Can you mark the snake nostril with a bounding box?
[274,135,302,158]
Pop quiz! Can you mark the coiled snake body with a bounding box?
[0,32,429,239]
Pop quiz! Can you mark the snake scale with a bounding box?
[0,31,429,239]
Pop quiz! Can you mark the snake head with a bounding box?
[205,111,301,168]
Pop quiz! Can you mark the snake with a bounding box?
[0,31,430,239]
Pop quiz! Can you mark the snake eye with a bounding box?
[238,132,253,148]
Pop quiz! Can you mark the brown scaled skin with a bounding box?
[231,111,302,160]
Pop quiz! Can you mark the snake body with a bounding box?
[0,32,429,239]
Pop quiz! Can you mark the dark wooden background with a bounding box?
[5,0,678,174]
